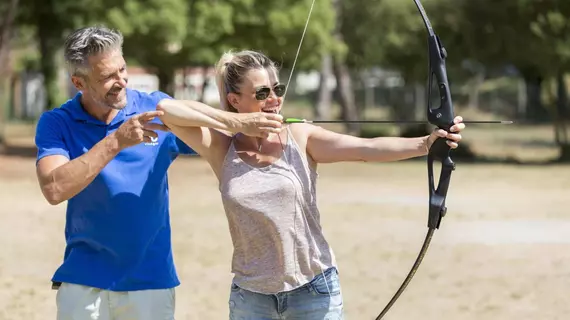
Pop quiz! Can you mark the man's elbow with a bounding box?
[44,193,65,206]
[41,185,66,206]
[47,199,63,206]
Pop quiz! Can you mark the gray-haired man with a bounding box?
[34,25,282,319]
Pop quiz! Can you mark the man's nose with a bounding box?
[117,77,128,88]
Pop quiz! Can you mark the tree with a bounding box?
[529,3,570,160]
[340,0,429,133]
[17,0,99,110]
[437,0,563,121]
[103,0,189,95]
[441,0,570,160]
[0,0,20,148]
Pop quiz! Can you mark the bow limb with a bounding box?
[377,1,455,318]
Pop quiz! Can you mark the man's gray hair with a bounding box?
[64,25,124,77]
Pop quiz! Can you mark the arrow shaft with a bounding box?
[284,119,513,124]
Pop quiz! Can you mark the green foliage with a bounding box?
[104,0,189,71]
[341,0,427,82]
[10,0,570,113]
[178,0,339,71]
[431,0,570,78]
[529,5,570,72]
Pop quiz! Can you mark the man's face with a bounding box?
[72,49,129,110]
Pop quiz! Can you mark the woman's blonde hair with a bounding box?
[215,50,278,112]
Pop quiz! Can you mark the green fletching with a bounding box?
[284,118,306,123]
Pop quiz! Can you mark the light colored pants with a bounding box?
[228,267,344,320]
[56,282,175,320]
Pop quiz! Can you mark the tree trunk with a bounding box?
[414,83,425,120]
[315,53,332,120]
[332,58,359,135]
[38,35,59,110]
[180,67,188,99]
[517,78,527,117]
[157,69,174,97]
[198,67,209,103]
[332,0,359,135]
[556,73,568,120]
[0,0,19,62]
[523,74,549,122]
[0,0,19,149]
[33,0,61,110]
[467,72,484,110]
[555,72,569,162]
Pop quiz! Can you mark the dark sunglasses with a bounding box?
[255,84,286,100]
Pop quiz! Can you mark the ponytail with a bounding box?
[215,52,235,112]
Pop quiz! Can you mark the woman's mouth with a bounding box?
[262,107,280,114]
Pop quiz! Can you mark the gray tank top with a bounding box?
[219,128,337,294]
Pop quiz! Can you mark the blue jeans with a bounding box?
[228,267,344,320]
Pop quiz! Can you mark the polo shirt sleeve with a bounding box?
[35,112,70,163]
[173,137,196,155]
[150,91,196,156]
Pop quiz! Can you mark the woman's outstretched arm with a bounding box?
[305,117,465,164]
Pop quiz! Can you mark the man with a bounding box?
[34,25,283,319]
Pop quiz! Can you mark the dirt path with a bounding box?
[0,155,568,319]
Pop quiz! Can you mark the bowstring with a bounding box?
[281,0,317,103]
[278,0,334,298]
[259,0,316,152]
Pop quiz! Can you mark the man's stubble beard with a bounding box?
[106,92,128,110]
[87,83,128,111]
[92,93,127,110]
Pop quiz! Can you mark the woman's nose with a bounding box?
[265,94,279,105]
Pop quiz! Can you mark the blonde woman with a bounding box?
[157,50,466,319]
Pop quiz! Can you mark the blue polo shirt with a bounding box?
[35,88,195,291]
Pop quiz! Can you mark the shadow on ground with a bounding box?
[0,144,38,158]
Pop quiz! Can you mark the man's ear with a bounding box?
[70,76,85,91]
[227,93,240,109]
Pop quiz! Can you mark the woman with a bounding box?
[157,50,465,319]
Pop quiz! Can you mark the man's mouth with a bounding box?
[108,90,123,98]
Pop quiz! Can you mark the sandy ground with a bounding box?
[0,154,569,320]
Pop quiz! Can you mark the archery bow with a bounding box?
[376,0,457,318]
[282,0,485,319]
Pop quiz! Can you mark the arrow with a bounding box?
[283,118,513,124]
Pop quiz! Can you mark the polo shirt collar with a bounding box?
[65,89,137,126]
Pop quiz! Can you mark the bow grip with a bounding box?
[427,142,455,229]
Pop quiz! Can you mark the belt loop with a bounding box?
[51,281,61,290]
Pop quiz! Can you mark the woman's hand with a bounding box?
[426,116,465,151]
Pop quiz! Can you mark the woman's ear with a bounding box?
[227,92,240,109]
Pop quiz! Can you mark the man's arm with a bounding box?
[37,136,121,205]
[35,110,165,205]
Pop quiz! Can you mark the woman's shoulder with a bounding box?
[287,122,316,140]
[286,123,317,166]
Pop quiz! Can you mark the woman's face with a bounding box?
[228,67,285,114]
